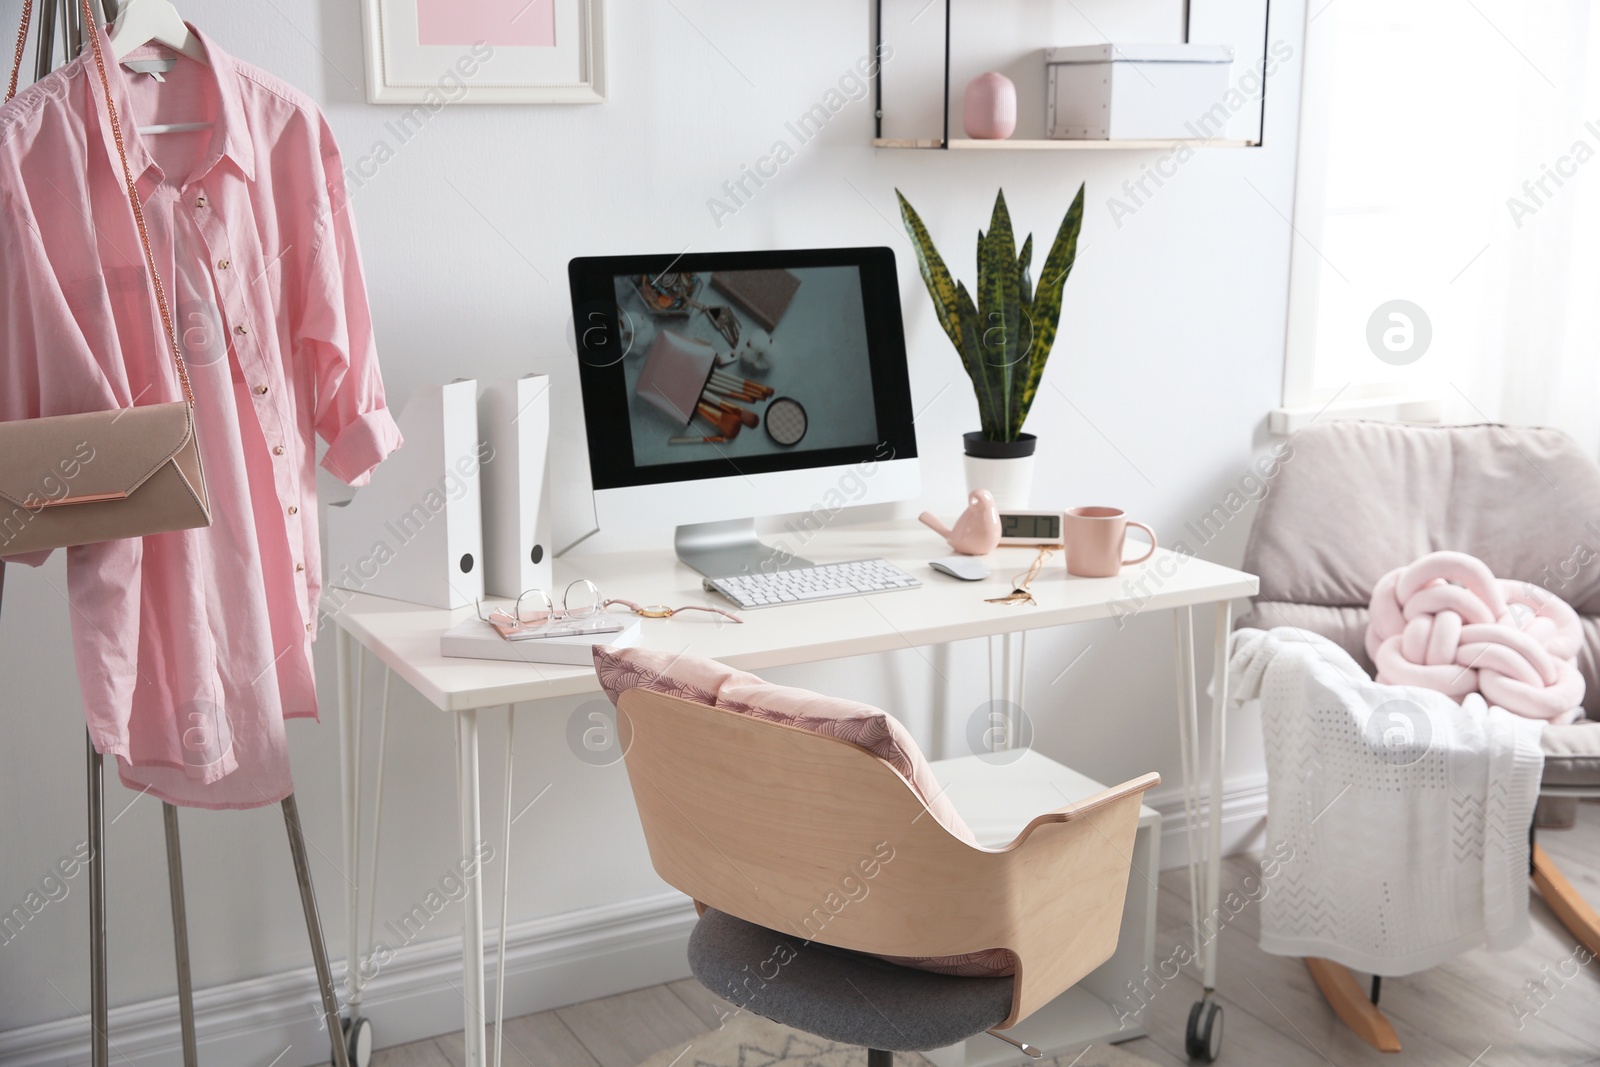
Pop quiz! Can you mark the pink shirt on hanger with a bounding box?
[0,27,401,808]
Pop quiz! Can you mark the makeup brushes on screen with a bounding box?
[688,372,771,441]
[695,401,744,438]
[708,399,758,428]
[708,371,772,401]
[675,373,776,445]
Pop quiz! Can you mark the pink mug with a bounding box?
[1064,507,1157,577]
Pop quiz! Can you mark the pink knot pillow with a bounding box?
[592,644,1017,978]
[1365,550,1586,722]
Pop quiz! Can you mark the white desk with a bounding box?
[328,521,1257,1066]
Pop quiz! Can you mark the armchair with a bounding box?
[1237,419,1600,1050]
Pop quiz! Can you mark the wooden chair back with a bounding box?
[616,687,1159,1028]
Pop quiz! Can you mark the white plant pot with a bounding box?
[964,453,1035,510]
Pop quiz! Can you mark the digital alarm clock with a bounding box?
[997,510,1065,547]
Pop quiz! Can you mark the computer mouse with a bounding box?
[929,556,991,581]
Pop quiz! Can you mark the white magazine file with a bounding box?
[477,375,555,600]
[326,379,485,610]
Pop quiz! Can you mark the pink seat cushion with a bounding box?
[592,645,1018,977]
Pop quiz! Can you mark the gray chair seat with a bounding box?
[687,908,1015,1053]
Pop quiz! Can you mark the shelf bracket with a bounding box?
[873,0,884,138]
[942,0,951,149]
[1257,0,1271,146]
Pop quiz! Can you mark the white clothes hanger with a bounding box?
[109,0,211,134]
[110,0,206,64]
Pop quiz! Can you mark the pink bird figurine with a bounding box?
[920,489,1002,555]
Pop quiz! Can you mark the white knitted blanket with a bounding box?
[1230,627,1545,975]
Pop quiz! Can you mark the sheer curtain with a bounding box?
[1285,0,1600,454]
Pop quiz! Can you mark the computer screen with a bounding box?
[614,265,882,468]
[570,247,918,494]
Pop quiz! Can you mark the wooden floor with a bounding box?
[376,803,1600,1067]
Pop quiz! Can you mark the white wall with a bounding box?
[0,0,1305,1054]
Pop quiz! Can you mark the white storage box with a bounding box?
[1045,43,1234,140]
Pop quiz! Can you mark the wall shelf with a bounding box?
[872,0,1272,150]
[872,137,1258,150]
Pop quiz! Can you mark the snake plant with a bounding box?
[897,184,1085,443]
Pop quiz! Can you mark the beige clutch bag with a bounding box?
[0,0,211,558]
[0,404,209,556]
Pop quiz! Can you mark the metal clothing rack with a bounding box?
[27,0,116,82]
[0,524,352,1067]
[3,3,354,1061]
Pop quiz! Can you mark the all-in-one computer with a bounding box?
[569,246,922,606]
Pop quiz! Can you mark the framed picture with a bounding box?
[361,0,607,104]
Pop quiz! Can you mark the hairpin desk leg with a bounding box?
[493,705,515,1067]
[984,632,1028,751]
[163,803,199,1067]
[456,709,487,1067]
[282,794,352,1067]
[86,731,109,1067]
[336,624,380,1062]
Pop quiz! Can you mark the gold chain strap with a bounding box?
[5,0,31,101]
[7,0,196,406]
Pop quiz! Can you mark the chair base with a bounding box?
[1305,845,1600,1054]
[1532,843,1600,959]
[1303,959,1401,1053]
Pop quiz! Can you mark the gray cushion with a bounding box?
[1237,421,1600,719]
[687,908,1014,1052]
[1541,720,1600,787]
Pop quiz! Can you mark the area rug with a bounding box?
[635,1010,1164,1067]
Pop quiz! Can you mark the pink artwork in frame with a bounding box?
[416,0,555,48]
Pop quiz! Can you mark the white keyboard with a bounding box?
[704,558,921,609]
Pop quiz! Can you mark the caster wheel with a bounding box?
[339,1016,374,1067]
[1185,998,1223,1062]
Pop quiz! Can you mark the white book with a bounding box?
[440,617,643,665]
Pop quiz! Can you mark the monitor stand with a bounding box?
[675,519,812,579]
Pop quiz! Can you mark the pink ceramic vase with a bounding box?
[963,72,1017,140]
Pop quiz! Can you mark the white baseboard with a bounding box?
[0,891,700,1067]
[1148,775,1269,869]
[0,783,1270,1066]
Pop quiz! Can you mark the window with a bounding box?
[1280,0,1600,451]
